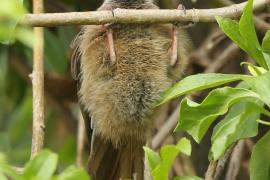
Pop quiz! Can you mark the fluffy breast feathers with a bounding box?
[73,24,188,146]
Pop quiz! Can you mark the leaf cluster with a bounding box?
[0,150,90,180]
[145,0,270,179]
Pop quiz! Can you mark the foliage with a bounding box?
[0,0,78,170]
[156,73,249,106]
[0,150,90,180]
[216,0,270,69]
[149,0,270,179]
[44,27,76,75]
[0,0,33,48]
[176,87,263,144]
[249,131,270,180]
[145,138,203,180]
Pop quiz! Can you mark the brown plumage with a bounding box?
[71,0,189,179]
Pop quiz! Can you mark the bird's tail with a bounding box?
[88,134,145,180]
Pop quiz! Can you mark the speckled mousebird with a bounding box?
[71,0,189,179]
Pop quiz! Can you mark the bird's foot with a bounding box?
[170,4,185,66]
[175,3,195,29]
[170,3,194,66]
[104,24,116,65]
[177,3,186,14]
[170,25,178,66]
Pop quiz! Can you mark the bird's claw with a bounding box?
[170,4,186,66]
[104,24,116,65]
[170,25,178,66]
[177,4,186,14]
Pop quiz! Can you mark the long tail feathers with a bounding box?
[88,135,145,180]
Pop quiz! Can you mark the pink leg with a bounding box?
[104,25,116,65]
[170,4,186,66]
[170,26,178,66]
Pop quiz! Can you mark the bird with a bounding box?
[71,0,189,179]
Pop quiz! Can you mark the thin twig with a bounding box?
[22,0,269,27]
[180,154,197,176]
[225,140,245,180]
[76,112,86,167]
[205,161,217,180]
[172,156,185,176]
[205,142,240,180]
[31,0,45,158]
[204,43,239,73]
[189,29,225,68]
[151,107,180,150]
[214,144,235,180]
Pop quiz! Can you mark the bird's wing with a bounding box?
[71,24,108,142]
[70,29,83,81]
[70,27,93,142]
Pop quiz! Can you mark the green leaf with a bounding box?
[44,27,75,75]
[54,166,89,180]
[58,27,76,52]
[0,133,10,152]
[239,0,266,69]
[250,131,270,180]
[0,173,7,180]
[0,153,6,164]
[0,163,23,180]
[0,47,8,95]
[157,73,249,106]
[239,0,259,49]
[0,0,28,45]
[175,87,261,143]
[262,52,270,69]
[152,138,191,180]
[241,62,267,76]
[173,176,203,180]
[145,138,191,180]
[0,0,26,18]
[215,16,246,51]
[216,0,268,69]
[209,101,260,160]
[262,30,270,54]
[15,28,34,48]
[23,150,58,180]
[262,31,270,68]
[7,90,32,144]
[44,29,68,75]
[245,71,270,107]
[175,138,191,156]
[144,147,161,171]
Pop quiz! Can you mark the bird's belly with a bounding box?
[81,72,171,145]
[79,26,173,144]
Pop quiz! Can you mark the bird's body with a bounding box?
[71,0,189,179]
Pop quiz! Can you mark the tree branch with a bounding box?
[22,0,269,27]
[225,140,245,180]
[30,0,45,158]
[205,161,217,180]
[214,144,235,180]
